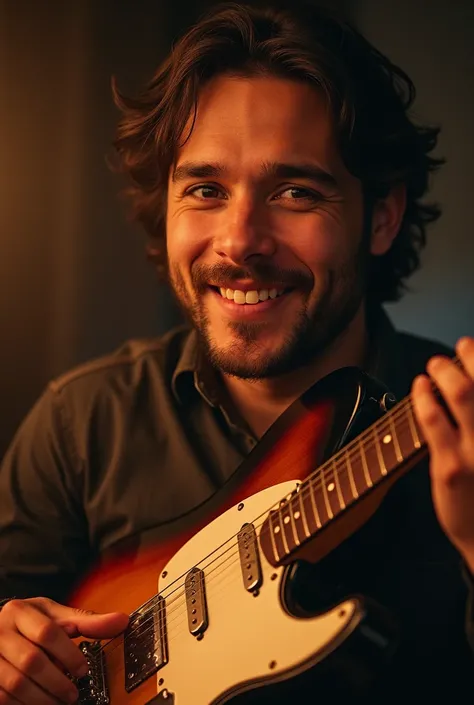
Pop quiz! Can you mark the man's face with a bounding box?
[166,75,369,379]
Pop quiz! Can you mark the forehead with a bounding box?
[174,75,341,171]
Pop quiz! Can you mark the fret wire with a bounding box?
[301,362,462,503]
[304,408,419,512]
[406,402,422,449]
[332,398,417,489]
[329,394,424,487]
[304,402,419,514]
[288,495,301,547]
[333,458,346,509]
[374,427,387,476]
[320,465,333,519]
[278,502,290,555]
[110,386,444,650]
[308,478,322,528]
[275,388,435,556]
[389,411,403,463]
[335,407,417,493]
[101,378,454,663]
[268,511,280,564]
[298,488,311,538]
[295,394,425,513]
[359,439,373,487]
[345,448,359,499]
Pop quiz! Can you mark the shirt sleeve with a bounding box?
[0,386,91,603]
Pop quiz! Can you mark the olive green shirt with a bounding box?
[0,306,473,700]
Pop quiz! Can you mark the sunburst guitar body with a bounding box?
[68,365,433,704]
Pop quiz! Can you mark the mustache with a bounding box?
[192,262,313,293]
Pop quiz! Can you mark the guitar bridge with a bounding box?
[124,595,168,693]
[74,640,109,704]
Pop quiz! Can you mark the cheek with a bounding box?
[166,211,208,267]
[296,184,364,268]
[291,218,348,273]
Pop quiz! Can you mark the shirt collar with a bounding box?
[172,328,220,407]
[171,304,406,408]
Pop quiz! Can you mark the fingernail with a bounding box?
[428,356,444,370]
[458,336,472,350]
[67,689,79,703]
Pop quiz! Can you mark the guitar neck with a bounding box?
[259,357,460,566]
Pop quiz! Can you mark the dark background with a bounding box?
[0,0,473,458]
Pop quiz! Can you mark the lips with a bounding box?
[216,286,287,304]
[207,285,295,321]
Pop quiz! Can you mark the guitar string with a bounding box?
[96,362,463,675]
[91,398,423,683]
[76,562,241,693]
[94,399,426,663]
[96,400,412,649]
[93,359,461,660]
[93,359,461,655]
[96,395,427,660]
[77,559,285,694]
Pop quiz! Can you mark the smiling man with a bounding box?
[0,2,474,704]
[165,74,402,435]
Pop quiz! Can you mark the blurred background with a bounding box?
[0,0,473,458]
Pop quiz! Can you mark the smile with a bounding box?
[215,286,289,305]
[208,286,295,318]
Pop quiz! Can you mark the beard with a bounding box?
[168,238,370,381]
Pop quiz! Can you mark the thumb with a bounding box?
[42,601,130,639]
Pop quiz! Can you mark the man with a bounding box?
[0,1,473,703]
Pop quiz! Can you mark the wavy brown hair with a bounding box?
[112,0,444,303]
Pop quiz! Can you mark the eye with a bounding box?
[186,184,225,200]
[273,187,323,204]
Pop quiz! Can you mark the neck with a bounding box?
[258,381,430,566]
[222,303,369,438]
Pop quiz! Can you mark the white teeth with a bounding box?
[234,290,246,304]
[216,286,284,304]
[245,290,259,304]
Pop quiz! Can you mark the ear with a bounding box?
[370,184,407,256]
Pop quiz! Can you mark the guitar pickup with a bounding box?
[185,567,208,636]
[237,523,263,593]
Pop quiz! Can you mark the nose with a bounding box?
[212,200,276,265]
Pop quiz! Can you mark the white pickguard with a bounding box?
[154,481,360,704]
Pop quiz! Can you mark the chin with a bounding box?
[210,356,277,380]
[203,336,300,380]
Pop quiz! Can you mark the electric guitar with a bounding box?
[67,362,450,704]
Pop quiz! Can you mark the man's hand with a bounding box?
[0,597,129,704]
[412,336,474,572]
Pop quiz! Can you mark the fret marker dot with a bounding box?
[294,511,301,520]
[327,482,335,492]
[383,434,392,444]
[274,526,280,534]
[283,516,290,524]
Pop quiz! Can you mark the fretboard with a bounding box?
[260,361,458,565]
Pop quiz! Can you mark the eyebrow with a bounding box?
[172,160,340,190]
